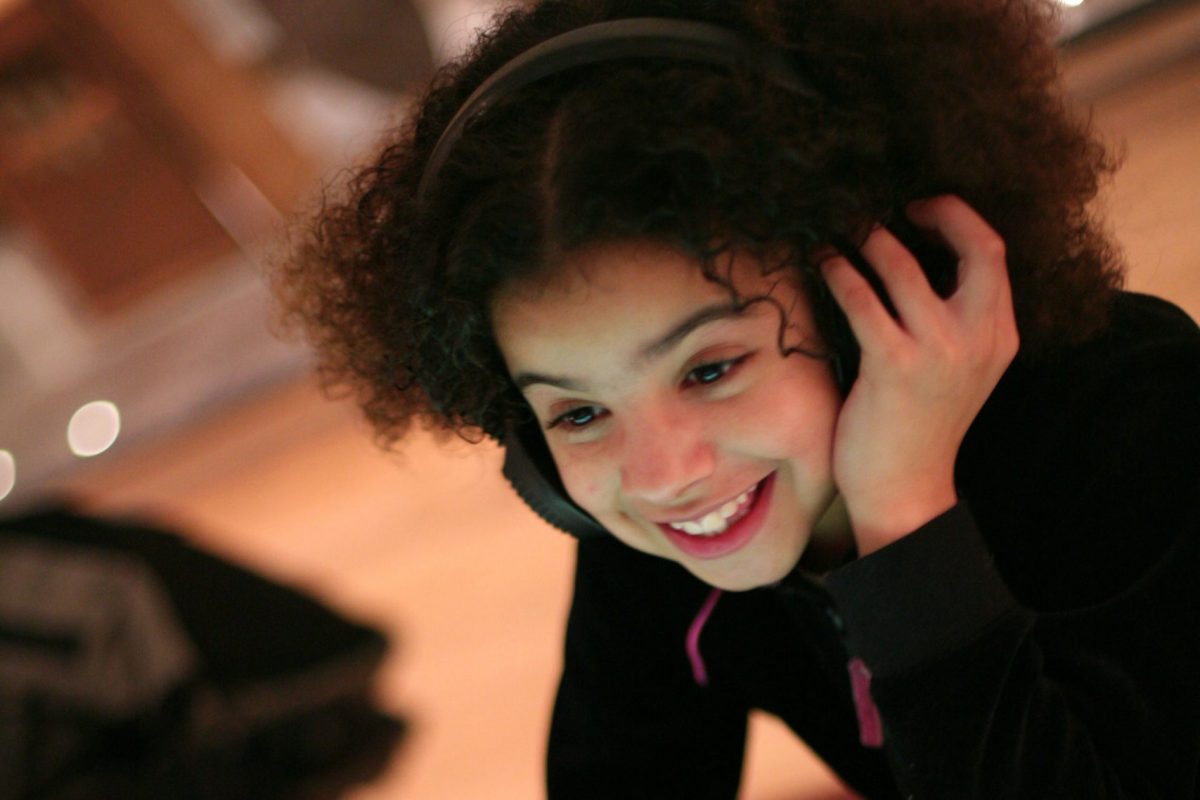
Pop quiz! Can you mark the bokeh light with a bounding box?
[67,400,122,457]
[0,450,14,502]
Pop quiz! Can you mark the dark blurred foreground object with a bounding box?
[0,506,406,800]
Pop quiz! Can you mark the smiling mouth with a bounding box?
[664,480,764,537]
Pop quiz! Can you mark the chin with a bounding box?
[688,549,802,592]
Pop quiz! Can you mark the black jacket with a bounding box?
[545,292,1200,798]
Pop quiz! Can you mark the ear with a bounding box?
[502,419,611,539]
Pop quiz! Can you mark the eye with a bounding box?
[683,355,750,388]
[547,405,606,430]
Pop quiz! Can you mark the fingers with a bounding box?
[858,225,946,337]
[821,194,1019,367]
[904,195,999,266]
[904,195,1013,321]
[820,255,905,357]
[821,225,946,347]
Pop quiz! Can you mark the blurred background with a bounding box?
[0,0,1196,797]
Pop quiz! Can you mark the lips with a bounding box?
[656,472,776,560]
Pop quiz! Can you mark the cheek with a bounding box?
[736,372,841,460]
[551,449,610,513]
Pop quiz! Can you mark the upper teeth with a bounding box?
[667,490,753,536]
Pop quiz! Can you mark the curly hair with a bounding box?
[272,0,1124,447]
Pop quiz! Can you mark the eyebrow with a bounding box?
[511,301,744,392]
[639,301,744,361]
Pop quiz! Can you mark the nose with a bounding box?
[618,407,716,505]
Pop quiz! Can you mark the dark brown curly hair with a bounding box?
[272,0,1124,447]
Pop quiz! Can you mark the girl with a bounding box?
[274,1,1200,796]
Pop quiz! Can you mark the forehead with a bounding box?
[500,240,721,310]
[489,241,790,375]
[496,241,706,326]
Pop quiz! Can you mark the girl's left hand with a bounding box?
[820,195,1020,556]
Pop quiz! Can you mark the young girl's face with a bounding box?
[492,241,846,590]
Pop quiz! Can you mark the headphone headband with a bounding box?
[416,17,818,203]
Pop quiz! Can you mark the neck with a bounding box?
[800,493,855,574]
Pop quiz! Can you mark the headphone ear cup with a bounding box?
[812,264,860,395]
[502,420,611,540]
[831,333,860,394]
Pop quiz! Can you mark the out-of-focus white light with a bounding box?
[1059,0,1085,7]
[67,400,122,458]
[0,450,14,502]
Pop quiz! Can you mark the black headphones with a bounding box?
[414,17,828,540]
[416,18,819,203]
